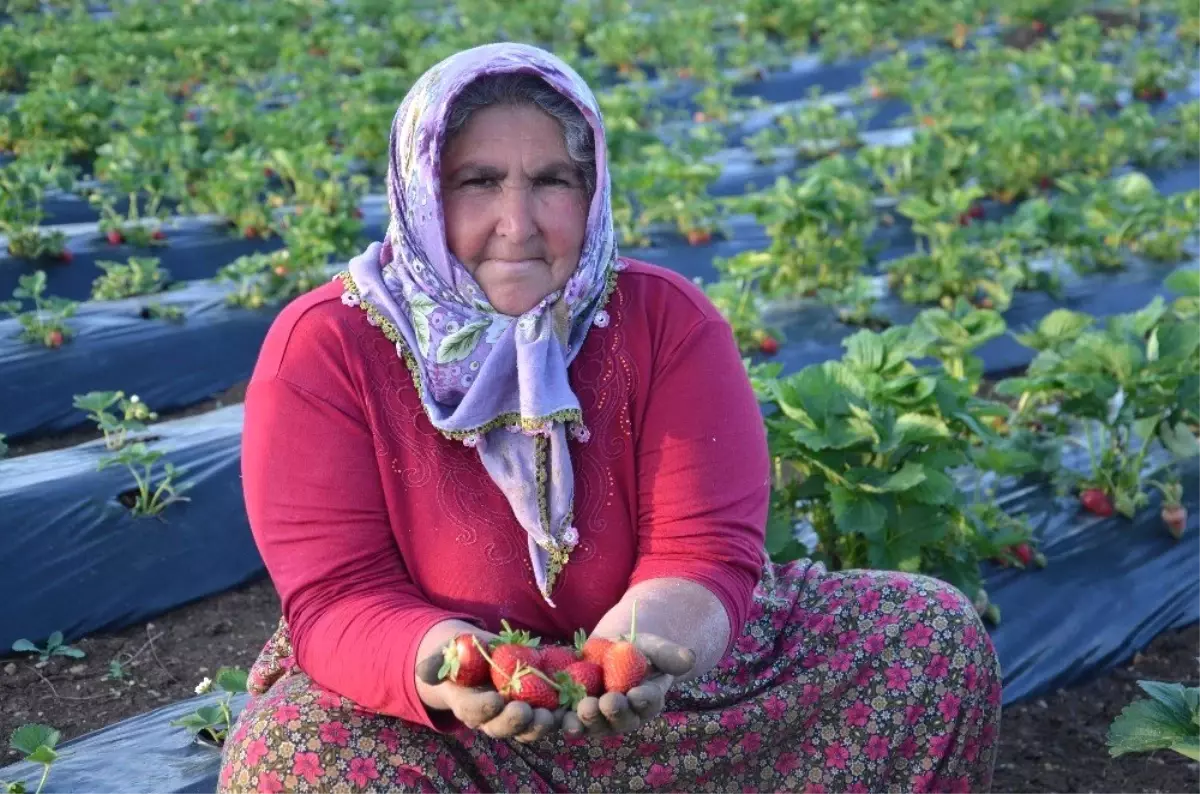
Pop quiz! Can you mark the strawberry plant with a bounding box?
[999,299,1200,518]
[751,326,1029,605]
[91,257,171,301]
[1108,681,1199,761]
[747,87,863,164]
[97,442,192,518]
[726,156,876,296]
[909,298,1006,389]
[702,275,783,355]
[10,631,85,663]
[73,391,157,451]
[1,724,64,794]
[619,140,722,244]
[172,667,248,747]
[0,160,72,260]
[0,271,77,348]
[818,275,888,329]
[0,433,7,458]
[87,132,179,246]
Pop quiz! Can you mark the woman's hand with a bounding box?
[415,649,560,743]
[562,633,695,738]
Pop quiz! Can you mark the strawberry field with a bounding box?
[1,0,1198,791]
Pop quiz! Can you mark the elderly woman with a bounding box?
[220,43,1000,793]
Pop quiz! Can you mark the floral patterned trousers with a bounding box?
[220,560,1001,793]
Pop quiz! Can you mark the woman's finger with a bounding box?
[562,709,585,739]
[634,634,696,677]
[415,651,446,686]
[575,696,612,737]
[483,700,535,739]
[598,691,641,735]
[449,688,506,728]
[626,674,670,719]
[513,708,557,744]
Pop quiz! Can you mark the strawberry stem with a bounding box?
[629,598,638,643]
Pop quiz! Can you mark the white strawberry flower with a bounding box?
[194,677,213,695]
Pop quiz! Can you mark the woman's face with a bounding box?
[441,104,589,317]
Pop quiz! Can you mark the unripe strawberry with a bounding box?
[106,230,123,245]
[1163,504,1187,539]
[44,329,64,348]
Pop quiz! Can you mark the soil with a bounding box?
[1,575,1196,792]
[3,380,248,459]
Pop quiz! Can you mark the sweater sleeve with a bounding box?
[241,314,479,730]
[628,316,770,650]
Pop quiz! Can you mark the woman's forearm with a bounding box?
[590,578,731,681]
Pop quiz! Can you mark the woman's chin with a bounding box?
[484,283,554,317]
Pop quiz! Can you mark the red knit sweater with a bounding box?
[241,258,769,728]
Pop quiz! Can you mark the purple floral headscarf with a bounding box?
[337,43,621,605]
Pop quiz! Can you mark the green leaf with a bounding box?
[196,705,226,724]
[1164,267,1199,296]
[894,413,952,445]
[215,666,249,693]
[765,511,794,555]
[10,639,38,653]
[830,486,888,539]
[435,318,489,364]
[1160,422,1200,460]
[169,714,212,733]
[46,631,63,648]
[25,747,57,765]
[882,462,928,492]
[1109,684,1200,760]
[908,469,958,506]
[58,647,85,659]
[9,725,59,756]
[843,329,886,372]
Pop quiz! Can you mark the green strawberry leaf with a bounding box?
[9,725,59,756]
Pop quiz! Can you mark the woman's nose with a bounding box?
[495,185,537,242]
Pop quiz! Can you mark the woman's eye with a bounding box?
[462,177,498,188]
[535,176,571,187]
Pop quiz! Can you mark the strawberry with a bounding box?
[759,335,779,356]
[685,228,712,246]
[263,168,275,178]
[151,229,166,241]
[1030,20,1046,34]
[1162,504,1187,539]
[1080,488,1114,517]
[602,601,649,694]
[43,329,63,348]
[273,265,290,277]
[504,666,559,709]
[539,645,580,676]
[1038,176,1054,190]
[106,230,124,245]
[868,84,885,100]
[352,208,363,219]
[489,620,541,691]
[437,633,489,687]
[244,227,260,239]
[1011,543,1034,567]
[561,661,603,698]
[579,631,613,666]
[958,212,972,227]
[969,203,985,220]
[59,250,73,262]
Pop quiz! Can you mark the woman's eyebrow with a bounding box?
[450,163,505,180]
[532,161,578,179]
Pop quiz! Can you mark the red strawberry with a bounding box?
[1011,543,1034,567]
[958,212,972,227]
[969,203,985,220]
[1163,504,1187,539]
[685,228,712,246]
[601,601,649,694]
[759,335,779,356]
[1080,488,1114,517]
[489,620,541,691]
[244,227,260,239]
[59,249,73,262]
[561,661,603,698]
[539,645,580,676]
[106,230,124,245]
[1031,20,1046,34]
[43,329,64,348]
[503,666,559,709]
[352,208,363,219]
[438,633,489,687]
[1038,176,1054,190]
[263,168,275,178]
[151,229,166,241]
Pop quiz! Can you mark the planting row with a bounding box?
[1,164,1195,442]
